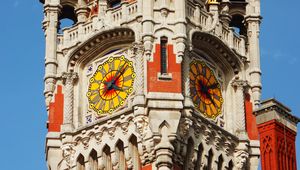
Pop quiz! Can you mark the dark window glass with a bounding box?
[160,37,168,74]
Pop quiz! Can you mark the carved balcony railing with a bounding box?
[186,1,246,58]
[57,0,140,50]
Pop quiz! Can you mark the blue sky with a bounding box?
[0,0,299,169]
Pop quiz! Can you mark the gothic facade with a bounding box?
[39,0,279,169]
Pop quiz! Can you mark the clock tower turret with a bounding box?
[39,0,270,169]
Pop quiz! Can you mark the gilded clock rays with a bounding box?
[190,60,223,119]
[87,56,135,115]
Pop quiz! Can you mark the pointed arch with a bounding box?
[195,143,204,170]
[207,149,214,170]
[103,145,112,170]
[184,137,194,170]
[89,149,98,170]
[77,154,85,170]
[116,139,126,169]
[217,154,224,170]
[227,160,233,170]
[129,135,141,170]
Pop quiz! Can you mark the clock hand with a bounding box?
[206,83,219,90]
[113,64,128,83]
[112,84,124,91]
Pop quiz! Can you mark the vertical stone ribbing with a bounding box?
[62,72,78,132]
[43,3,61,107]
[232,80,247,134]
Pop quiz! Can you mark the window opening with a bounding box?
[108,0,121,8]
[207,149,213,170]
[160,36,168,74]
[217,155,224,170]
[89,150,98,170]
[77,154,85,170]
[129,135,140,170]
[116,140,126,169]
[195,144,204,170]
[103,145,112,170]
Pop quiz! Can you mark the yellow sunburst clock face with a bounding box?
[190,60,223,119]
[87,56,136,115]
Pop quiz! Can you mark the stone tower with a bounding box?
[40,0,263,169]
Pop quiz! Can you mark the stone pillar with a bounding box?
[76,0,89,23]
[132,42,145,106]
[62,72,78,132]
[43,3,61,107]
[183,51,193,107]
[174,0,186,63]
[245,0,262,108]
[231,79,248,137]
[142,0,154,59]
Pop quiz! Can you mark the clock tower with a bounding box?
[39,0,287,169]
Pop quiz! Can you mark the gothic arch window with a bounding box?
[184,137,194,169]
[103,145,112,170]
[217,155,224,170]
[77,154,85,170]
[116,140,126,169]
[129,135,140,169]
[195,143,204,170]
[89,149,98,170]
[207,149,214,170]
[227,160,233,170]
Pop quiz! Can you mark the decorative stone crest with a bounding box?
[61,143,76,168]
[178,118,193,138]
[234,150,249,170]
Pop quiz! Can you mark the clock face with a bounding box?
[190,60,223,119]
[87,56,136,115]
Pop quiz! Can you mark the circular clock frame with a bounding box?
[190,60,223,119]
[87,56,136,115]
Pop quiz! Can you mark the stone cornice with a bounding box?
[254,98,300,125]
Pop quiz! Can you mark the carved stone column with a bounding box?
[132,42,145,106]
[43,4,61,107]
[231,79,248,137]
[62,72,78,132]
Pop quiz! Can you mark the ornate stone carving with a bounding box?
[62,72,78,131]
[61,143,75,168]
[134,114,149,136]
[234,150,249,170]
[132,42,145,98]
[178,118,193,138]
[231,79,248,134]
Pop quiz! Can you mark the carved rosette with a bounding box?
[62,72,78,131]
[61,143,76,168]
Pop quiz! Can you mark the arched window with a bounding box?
[89,149,98,170]
[184,138,194,170]
[108,0,121,8]
[77,154,85,170]
[58,5,78,33]
[217,155,224,170]
[116,140,126,169]
[103,145,112,170]
[207,149,214,170]
[228,160,233,170]
[229,14,246,36]
[195,143,204,170]
[129,135,140,169]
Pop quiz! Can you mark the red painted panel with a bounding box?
[48,85,64,132]
[142,164,152,170]
[258,120,297,170]
[147,44,182,93]
[244,93,259,140]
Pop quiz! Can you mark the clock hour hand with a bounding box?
[112,84,124,91]
[111,63,127,83]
